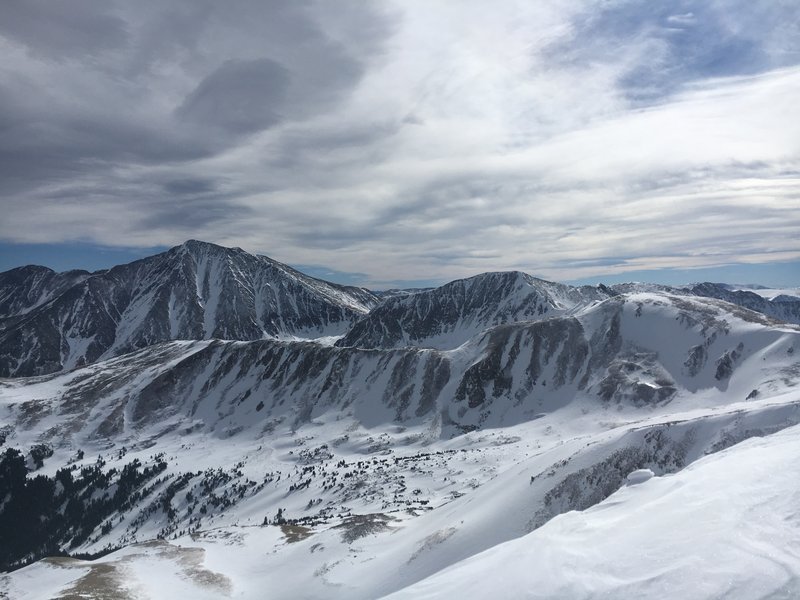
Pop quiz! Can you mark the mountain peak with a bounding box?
[174,239,245,256]
[337,269,589,350]
[0,241,379,377]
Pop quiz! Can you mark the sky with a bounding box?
[0,0,798,289]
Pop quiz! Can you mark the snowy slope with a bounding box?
[3,291,795,446]
[0,266,91,326]
[0,241,378,377]
[383,420,800,600]
[3,388,799,599]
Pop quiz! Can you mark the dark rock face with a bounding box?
[0,241,378,377]
[454,317,591,409]
[0,266,91,331]
[338,271,611,350]
[715,342,745,381]
[684,344,708,377]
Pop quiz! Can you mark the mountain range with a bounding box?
[1,240,798,599]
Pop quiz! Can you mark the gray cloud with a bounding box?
[0,1,798,286]
[0,0,129,59]
[162,178,218,195]
[0,0,394,235]
[138,197,254,231]
[176,58,291,134]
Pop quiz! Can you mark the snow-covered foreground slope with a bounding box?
[3,391,800,600]
[1,288,799,598]
[385,419,800,600]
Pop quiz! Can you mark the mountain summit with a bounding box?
[0,241,378,377]
[337,271,610,350]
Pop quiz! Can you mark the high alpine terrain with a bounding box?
[1,242,799,599]
[0,240,378,378]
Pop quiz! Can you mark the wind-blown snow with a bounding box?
[384,423,800,599]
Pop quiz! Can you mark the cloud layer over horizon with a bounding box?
[1,0,799,287]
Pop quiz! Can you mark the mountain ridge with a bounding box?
[2,241,798,378]
[0,240,379,377]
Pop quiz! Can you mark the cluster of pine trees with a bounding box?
[0,447,167,570]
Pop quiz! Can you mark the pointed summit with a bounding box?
[337,270,612,350]
[0,241,379,377]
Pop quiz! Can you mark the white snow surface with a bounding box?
[1,288,800,599]
[385,423,800,600]
[625,467,654,484]
[5,406,800,600]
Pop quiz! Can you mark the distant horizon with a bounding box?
[1,240,797,291]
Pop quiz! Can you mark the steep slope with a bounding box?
[0,265,91,328]
[3,291,795,444]
[0,241,379,377]
[383,420,800,600]
[338,271,611,350]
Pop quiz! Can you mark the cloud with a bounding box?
[176,58,291,135]
[0,0,798,286]
[0,0,129,59]
[548,0,800,102]
[162,178,218,195]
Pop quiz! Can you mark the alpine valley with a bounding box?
[1,241,799,599]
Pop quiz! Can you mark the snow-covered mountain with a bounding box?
[1,284,798,597]
[338,271,611,350]
[338,274,799,354]
[1,242,799,599]
[2,245,794,379]
[3,291,796,444]
[0,266,91,326]
[0,241,378,377]
[683,281,800,325]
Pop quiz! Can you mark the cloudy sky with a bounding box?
[1,0,799,288]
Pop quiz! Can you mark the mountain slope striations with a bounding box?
[0,241,378,377]
[0,266,91,328]
[338,271,611,350]
[685,282,800,325]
